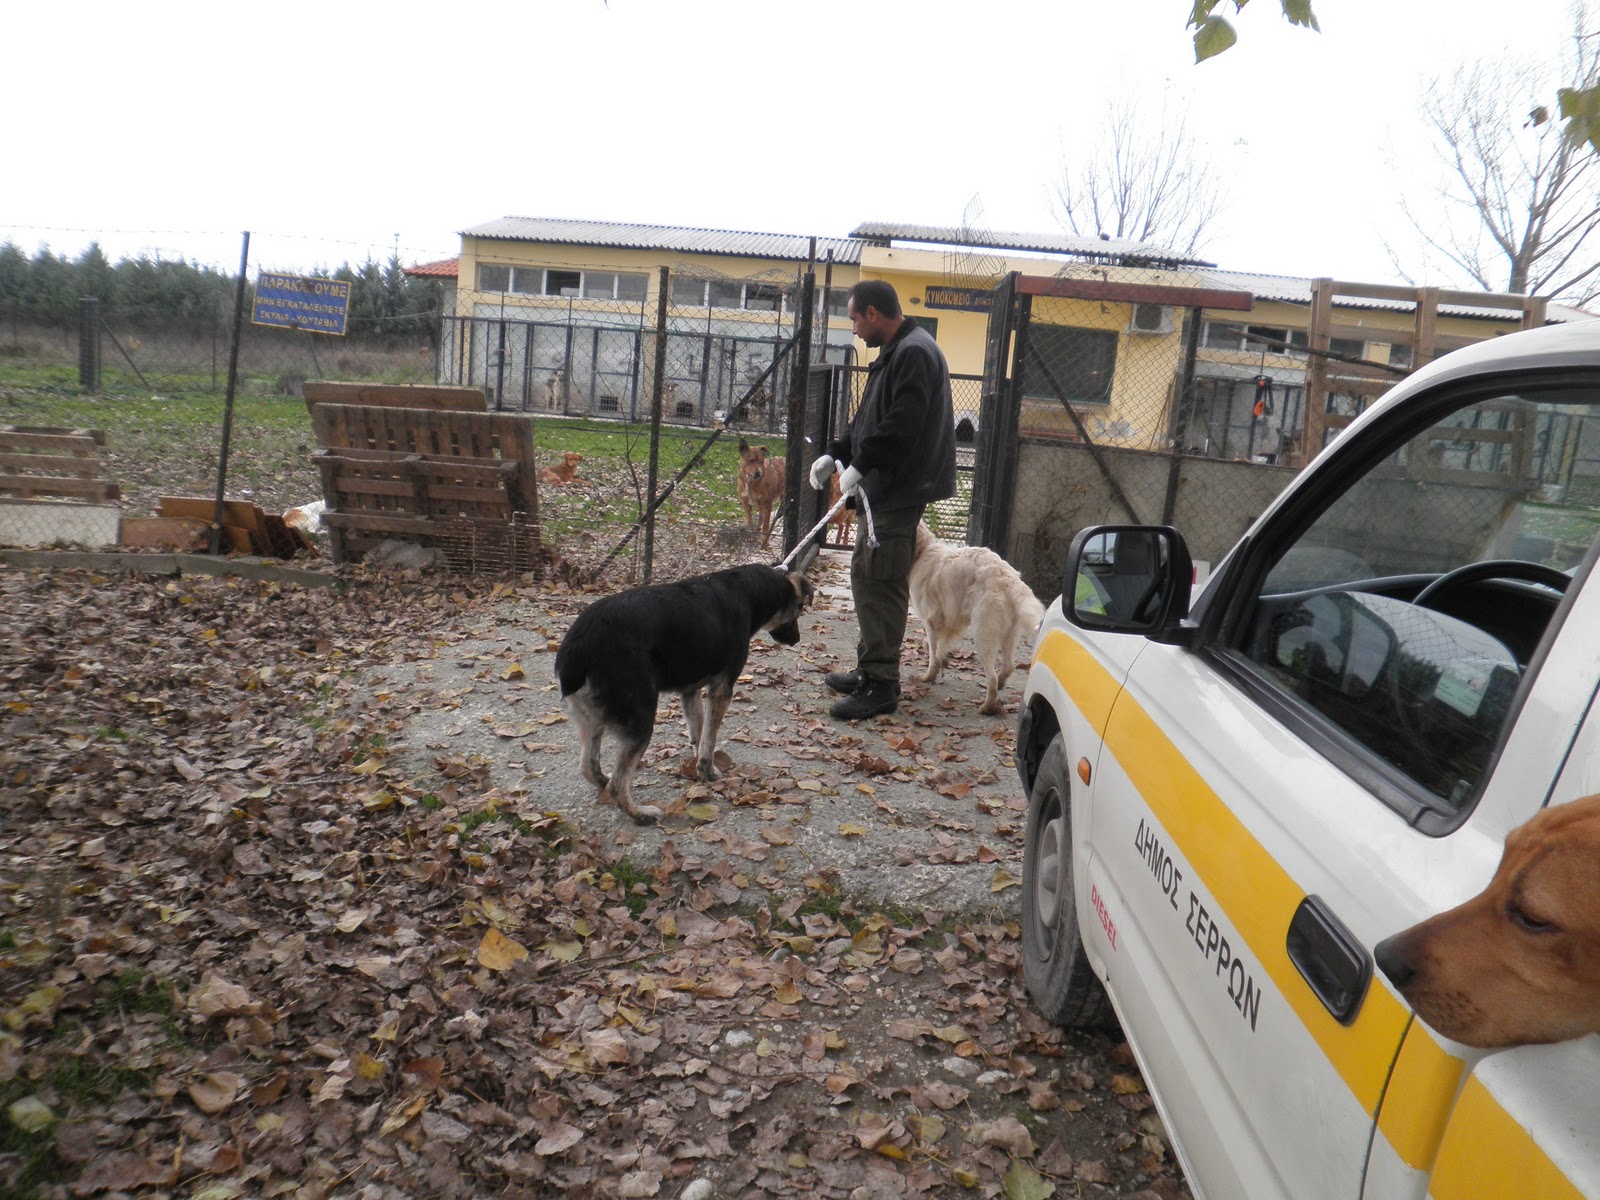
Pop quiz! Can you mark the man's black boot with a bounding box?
[825,670,863,695]
[829,678,899,720]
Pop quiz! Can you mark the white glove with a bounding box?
[809,454,836,491]
[838,465,862,498]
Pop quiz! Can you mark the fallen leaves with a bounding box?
[0,564,1190,1200]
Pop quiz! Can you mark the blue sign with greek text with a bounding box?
[252,272,352,336]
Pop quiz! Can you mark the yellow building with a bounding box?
[415,216,1590,458]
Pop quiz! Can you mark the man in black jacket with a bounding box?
[810,280,957,719]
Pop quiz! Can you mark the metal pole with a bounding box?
[782,260,815,559]
[643,266,669,582]
[77,298,101,392]
[1160,306,1204,525]
[210,231,251,555]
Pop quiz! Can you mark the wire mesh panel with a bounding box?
[826,365,981,542]
[985,270,1307,595]
[432,265,821,583]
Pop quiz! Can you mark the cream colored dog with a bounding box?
[1375,793,1600,1049]
[909,522,1045,715]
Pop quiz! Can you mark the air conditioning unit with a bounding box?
[1127,302,1174,335]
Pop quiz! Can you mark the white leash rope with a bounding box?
[776,485,879,571]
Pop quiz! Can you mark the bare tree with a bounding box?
[1051,98,1228,259]
[1391,6,1600,304]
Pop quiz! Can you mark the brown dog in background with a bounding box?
[825,470,855,545]
[737,438,784,549]
[540,451,584,486]
[1375,793,1600,1048]
[909,522,1045,716]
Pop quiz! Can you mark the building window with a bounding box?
[1203,321,1309,355]
[672,277,708,306]
[710,281,745,309]
[477,264,511,292]
[1021,326,1118,405]
[510,267,543,295]
[1387,343,1413,370]
[744,283,783,312]
[617,272,648,303]
[545,270,581,298]
[1330,337,1366,360]
[1204,320,1240,350]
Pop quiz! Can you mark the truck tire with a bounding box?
[1021,735,1116,1029]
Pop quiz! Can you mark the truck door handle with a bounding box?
[1286,895,1372,1025]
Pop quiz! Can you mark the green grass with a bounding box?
[95,969,177,1019]
[0,970,183,1198]
[604,859,654,918]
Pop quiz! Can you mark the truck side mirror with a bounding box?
[1065,525,1194,642]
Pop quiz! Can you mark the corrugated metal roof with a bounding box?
[460,217,864,265]
[848,221,1209,268]
[1200,268,1594,324]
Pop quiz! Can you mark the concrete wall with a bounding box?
[1005,439,1297,598]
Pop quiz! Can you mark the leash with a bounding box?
[775,486,879,573]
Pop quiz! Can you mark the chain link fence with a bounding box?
[426,264,826,582]
[826,364,984,543]
[976,270,1296,595]
[0,254,850,580]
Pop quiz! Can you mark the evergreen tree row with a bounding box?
[0,242,442,344]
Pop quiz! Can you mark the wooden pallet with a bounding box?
[0,426,119,503]
[310,404,540,565]
[302,381,487,415]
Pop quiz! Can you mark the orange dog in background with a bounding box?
[540,451,584,486]
[1376,793,1600,1048]
[737,438,784,549]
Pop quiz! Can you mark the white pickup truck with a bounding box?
[1016,319,1600,1200]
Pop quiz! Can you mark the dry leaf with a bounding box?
[582,1028,629,1068]
[477,927,529,971]
[187,1071,242,1114]
[379,1094,429,1136]
[535,1121,585,1156]
[6,1095,52,1132]
[974,1115,1036,1157]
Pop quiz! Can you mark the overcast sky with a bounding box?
[3,0,1584,289]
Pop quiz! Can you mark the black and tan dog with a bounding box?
[555,565,813,823]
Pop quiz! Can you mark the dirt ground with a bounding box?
[0,549,1194,1200]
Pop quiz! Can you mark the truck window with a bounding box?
[1234,383,1600,815]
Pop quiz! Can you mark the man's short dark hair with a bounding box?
[847,280,902,319]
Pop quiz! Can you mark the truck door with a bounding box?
[1082,375,1600,1198]
[1364,582,1600,1200]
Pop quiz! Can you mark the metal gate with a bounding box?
[798,361,987,547]
[970,271,1272,595]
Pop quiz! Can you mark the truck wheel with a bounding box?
[1021,735,1115,1028]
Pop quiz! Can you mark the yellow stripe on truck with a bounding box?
[1038,630,1568,1192]
[1429,1076,1583,1200]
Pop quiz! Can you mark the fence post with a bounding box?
[782,264,816,560]
[210,232,252,555]
[1160,306,1204,525]
[643,266,669,582]
[78,298,102,393]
